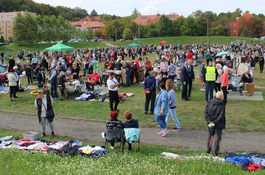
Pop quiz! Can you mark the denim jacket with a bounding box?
[154,89,169,116]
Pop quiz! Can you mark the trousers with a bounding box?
[207,127,223,155]
[41,117,54,133]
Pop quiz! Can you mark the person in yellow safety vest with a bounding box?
[204,61,218,102]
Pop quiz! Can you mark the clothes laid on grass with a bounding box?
[225,152,265,171]
[0,136,108,158]
[73,91,134,103]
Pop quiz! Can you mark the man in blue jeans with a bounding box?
[144,71,157,114]
[204,61,218,102]
[49,66,60,99]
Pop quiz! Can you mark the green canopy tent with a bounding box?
[126,42,143,48]
[45,42,74,51]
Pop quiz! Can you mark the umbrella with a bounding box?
[45,42,74,51]
[159,40,167,44]
[216,51,229,57]
[126,43,143,48]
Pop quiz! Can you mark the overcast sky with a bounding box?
[34,0,265,17]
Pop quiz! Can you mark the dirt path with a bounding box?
[1,111,264,153]
[104,42,117,47]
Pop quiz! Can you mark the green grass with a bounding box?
[0,128,261,175]
[0,41,107,53]
[110,36,265,46]
[1,53,265,132]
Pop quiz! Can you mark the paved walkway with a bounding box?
[1,112,265,152]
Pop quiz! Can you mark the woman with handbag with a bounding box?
[35,90,55,137]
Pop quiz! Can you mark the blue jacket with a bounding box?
[144,75,156,92]
[154,89,169,116]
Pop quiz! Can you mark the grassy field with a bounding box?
[0,53,265,132]
[110,36,265,46]
[0,128,260,175]
[0,41,107,53]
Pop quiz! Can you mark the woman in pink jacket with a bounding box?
[160,58,168,77]
[221,66,229,104]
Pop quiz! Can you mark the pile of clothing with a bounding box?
[226,152,265,171]
[74,91,134,103]
[0,136,108,158]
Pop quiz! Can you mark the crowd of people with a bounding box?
[1,41,264,153]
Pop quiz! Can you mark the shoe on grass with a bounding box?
[110,146,114,150]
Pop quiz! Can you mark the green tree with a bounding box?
[42,15,52,41]
[90,9,98,16]
[180,16,199,36]
[172,16,185,36]
[34,15,44,42]
[23,12,37,43]
[102,14,111,21]
[0,36,4,42]
[19,4,31,12]
[210,24,226,36]
[57,15,69,41]
[145,23,158,37]
[195,17,207,36]
[12,12,26,42]
[240,28,253,37]
[74,7,88,19]
[156,15,174,37]
[123,28,133,39]
[131,8,141,19]
[250,16,263,38]
[83,27,94,40]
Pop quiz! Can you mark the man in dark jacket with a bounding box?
[180,61,189,101]
[187,60,195,98]
[49,66,60,99]
[204,91,226,156]
[144,71,157,114]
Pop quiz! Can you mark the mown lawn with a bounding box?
[0,128,261,175]
[0,41,107,53]
[0,53,265,132]
[110,36,265,46]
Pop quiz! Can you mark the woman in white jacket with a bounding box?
[7,69,17,101]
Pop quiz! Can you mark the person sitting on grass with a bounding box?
[106,110,123,150]
[123,111,139,151]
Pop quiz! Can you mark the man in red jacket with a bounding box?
[86,70,99,91]
[145,57,151,78]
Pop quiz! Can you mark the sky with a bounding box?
[33,0,265,17]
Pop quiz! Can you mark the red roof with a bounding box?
[71,21,106,28]
[133,14,180,25]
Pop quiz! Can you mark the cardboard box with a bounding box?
[245,83,254,96]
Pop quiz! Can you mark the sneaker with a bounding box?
[110,146,114,150]
[157,130,163,135]
[200,89,205,91]
[172,128,181,131]
[161,129,169,137]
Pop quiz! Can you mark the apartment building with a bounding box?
[0,11,36,40]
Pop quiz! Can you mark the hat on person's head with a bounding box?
[110,72,115,76]
[13,66,18,70]
[110,110,119,119]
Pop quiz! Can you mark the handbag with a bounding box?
[42,101,54,118]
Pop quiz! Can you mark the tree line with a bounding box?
[12,12,94,43]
